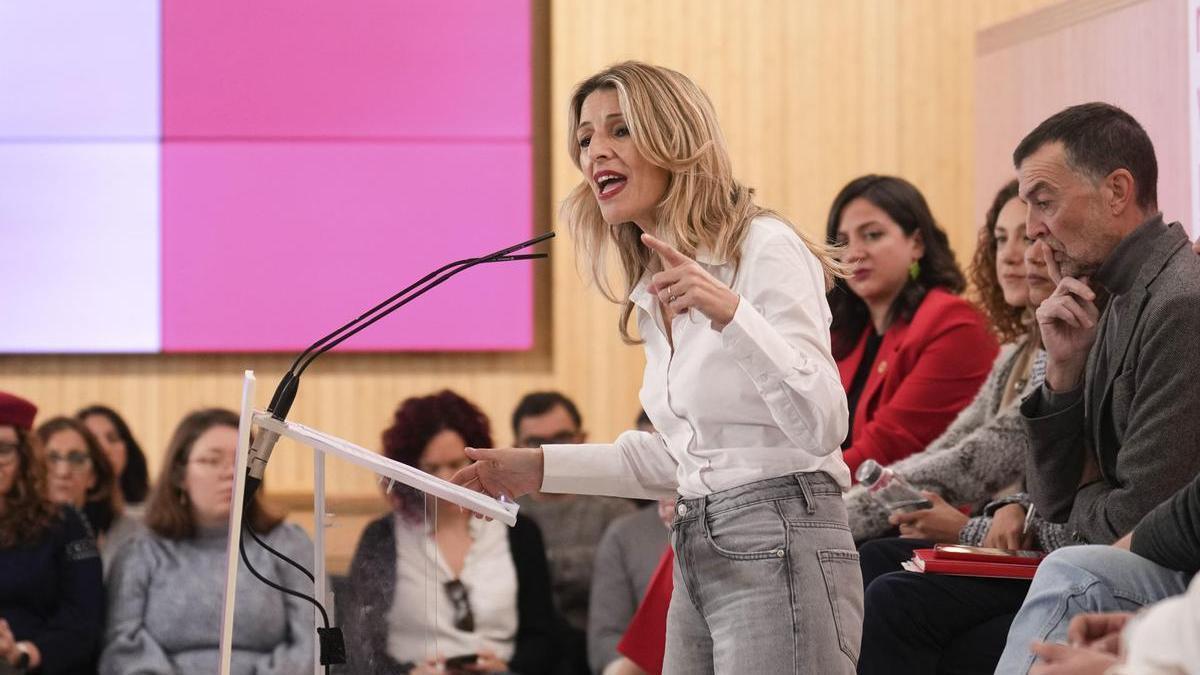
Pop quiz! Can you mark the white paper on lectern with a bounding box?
[253,412,520,525]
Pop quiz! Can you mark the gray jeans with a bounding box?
[664,472,863,674]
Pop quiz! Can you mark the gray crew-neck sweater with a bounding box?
[100,523,315,675]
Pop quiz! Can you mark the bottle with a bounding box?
[856,459,932,513]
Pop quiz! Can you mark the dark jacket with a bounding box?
[1022,216,1200,544]
[0,506,104,674]
[344,514,558,674]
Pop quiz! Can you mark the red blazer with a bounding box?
[837,288,998,477]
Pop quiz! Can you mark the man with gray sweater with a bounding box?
[994,104,1200,673]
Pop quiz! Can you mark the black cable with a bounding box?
[293,249,549,378]
[239,531,335,673]
[283,252,545,383]
[246,525,315,583]
[239,532,328,626]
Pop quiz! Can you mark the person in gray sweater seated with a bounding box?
[586,500,671,675]
[100,408,314,675]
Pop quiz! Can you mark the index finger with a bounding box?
[1043,243,1063,285]
[641,232,691,269]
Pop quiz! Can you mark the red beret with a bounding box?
[0,392,37,431]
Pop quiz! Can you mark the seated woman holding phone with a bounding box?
[344,391,557,675]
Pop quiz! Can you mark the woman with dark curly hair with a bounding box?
[345,390,557,675]
[0,392,104,675]
[827,174,1000,476]
[77,405,152,510]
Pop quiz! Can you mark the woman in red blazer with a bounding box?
[827,175,998,477]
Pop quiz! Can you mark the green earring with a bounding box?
[908,260,921,281]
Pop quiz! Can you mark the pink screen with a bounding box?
[0,0,534,353]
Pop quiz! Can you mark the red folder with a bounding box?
[908,546,1046,580]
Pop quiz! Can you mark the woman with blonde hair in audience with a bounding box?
[453,61,861,674]
[77,405,152,515]
[101,408,314,675]
[0,392,104,675]
[345,390,557,675]
[36,416,142,577]
[827,174,1000,478]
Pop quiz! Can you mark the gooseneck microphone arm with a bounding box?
[244,231,554,502]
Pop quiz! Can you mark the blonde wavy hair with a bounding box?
[561,61,841,343]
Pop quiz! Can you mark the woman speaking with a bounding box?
[453,61,861,674]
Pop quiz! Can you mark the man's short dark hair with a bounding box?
[511,391,582,437]
[1013,102,1158,211]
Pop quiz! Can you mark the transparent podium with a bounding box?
[218,371,519,675]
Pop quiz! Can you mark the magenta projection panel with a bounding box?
[158,0,535,352]
[161,0,531,139]
[160,142,532,352]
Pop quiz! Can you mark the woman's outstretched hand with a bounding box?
[452,447,545,503]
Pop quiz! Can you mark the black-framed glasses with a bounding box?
[46,450,92,472]
[0,442,18,464]
[444,579,475,632]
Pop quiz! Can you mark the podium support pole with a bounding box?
[313,445,327,675]
[219,371,256,675]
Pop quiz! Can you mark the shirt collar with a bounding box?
[1094,213,1165,295]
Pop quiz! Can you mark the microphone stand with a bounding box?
[234,230,553,669]
[244,231,554,503]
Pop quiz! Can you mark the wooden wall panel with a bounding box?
[2,0,1059,533]
[975,0,1190,236]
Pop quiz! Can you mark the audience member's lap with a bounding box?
[995,545,1191,674]
[858,572,1030,675]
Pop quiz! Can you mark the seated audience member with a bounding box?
[827,175,998,477]
[588,411,669,675]
[512,393,635,666]
[988,103,1200,673]
[101,408,314,675]
[36,416,142,577]
[855,216,1068,675]
[0,392,104,675]
[1020,221,1200,671]
[587,500,670,674]
[78,405,152,514]
[1029,558,1200,674]
[345,390,557,675]
[847,179,1042,545]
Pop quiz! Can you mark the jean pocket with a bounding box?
[818,549,864,664]
[704,501,788,561]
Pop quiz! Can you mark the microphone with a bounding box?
[242,233,553,502]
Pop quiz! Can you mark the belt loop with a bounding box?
[795,473,816,514]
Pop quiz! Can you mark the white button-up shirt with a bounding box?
[543,216,851,499]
